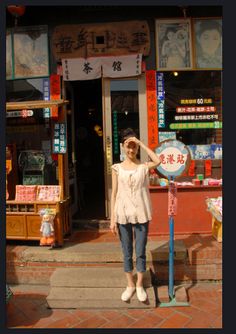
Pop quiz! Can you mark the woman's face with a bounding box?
[123,140,139,160]
[167,31,175,40]
[199,28,221,55]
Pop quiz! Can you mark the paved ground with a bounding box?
[7,282,222,328]
[6,230,222,328]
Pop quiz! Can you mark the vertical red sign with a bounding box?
[50,74,61,118]
[168,181,177,216]
[146,70,158,149]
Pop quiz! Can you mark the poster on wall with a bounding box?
[188,144,222,160]
[13,25,49,79]
[155,19,193,70]
[6,31,13,80]
[193,18,222,69]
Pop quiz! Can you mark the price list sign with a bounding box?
[53,123,67,154]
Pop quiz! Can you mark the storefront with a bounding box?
[6,5,222,241]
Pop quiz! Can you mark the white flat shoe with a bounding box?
[121,287,136,301]
[136,286,147,302]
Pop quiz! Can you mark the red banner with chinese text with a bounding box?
[50,74,61,118]
[146,70,158,149]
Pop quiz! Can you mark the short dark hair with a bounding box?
[198,20,222,37]
[120,128,138,144]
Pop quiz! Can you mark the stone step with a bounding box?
[49,267,152,288]
[47,267,156,309]
[72,219,110,230]
[20,240,187,264]
[47,287,156,309]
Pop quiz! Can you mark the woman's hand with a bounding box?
[124,137,141,147]
[110,221,118,235]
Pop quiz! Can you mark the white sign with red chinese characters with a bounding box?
[155,140,190,178]
[168,181,177,216]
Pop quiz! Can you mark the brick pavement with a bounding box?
[6,231,222,328]
[7,282,222,328]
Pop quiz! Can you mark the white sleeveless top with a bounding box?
[112,163,152,224]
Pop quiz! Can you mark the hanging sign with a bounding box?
[102,54,142,78]
[62,57,102,81]
[52,21,150,60]
[62,54,142,81]
[155,139,191,178]
[146,70,158,149]
[53,123,67,154]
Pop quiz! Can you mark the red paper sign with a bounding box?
[50,74,61,118]
[205,159,212,177]
[146,70,158,149]
[188,160,195,176]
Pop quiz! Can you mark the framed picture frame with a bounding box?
[193,18,222,69]
[6,30,13,80]
[13,25,50,79]
[155,18,193,71]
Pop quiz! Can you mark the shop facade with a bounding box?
[6,6,222,242]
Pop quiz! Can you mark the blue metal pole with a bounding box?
[169,215,174,299]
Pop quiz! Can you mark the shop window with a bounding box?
[6,78,58,200]
[159,70,222,146]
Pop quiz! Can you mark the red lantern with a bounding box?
[7,5,26,18]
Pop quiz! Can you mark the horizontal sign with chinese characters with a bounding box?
[170,121,222,129]
[175,114,218,121]
[176,106,216,113]
[180,98,213,105]
[6,110,34,118]
[53,123,67,154]
[52,21,150,60]
[159,131,176,143]
[62,54,142,80]
[155,140,190,178]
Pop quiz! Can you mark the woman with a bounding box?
[196,20,222,68]
[161,28,187,68]
[110,128,160,302]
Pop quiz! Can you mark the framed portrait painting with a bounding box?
[193,18,222,69]
[6,30,13,80]
[155,19,193,71]
[13,25,50,79]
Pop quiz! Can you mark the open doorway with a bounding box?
[72,79,105,219]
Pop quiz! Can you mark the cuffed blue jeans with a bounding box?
[118,222,149,273]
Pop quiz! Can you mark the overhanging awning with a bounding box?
[6,99,69,111]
